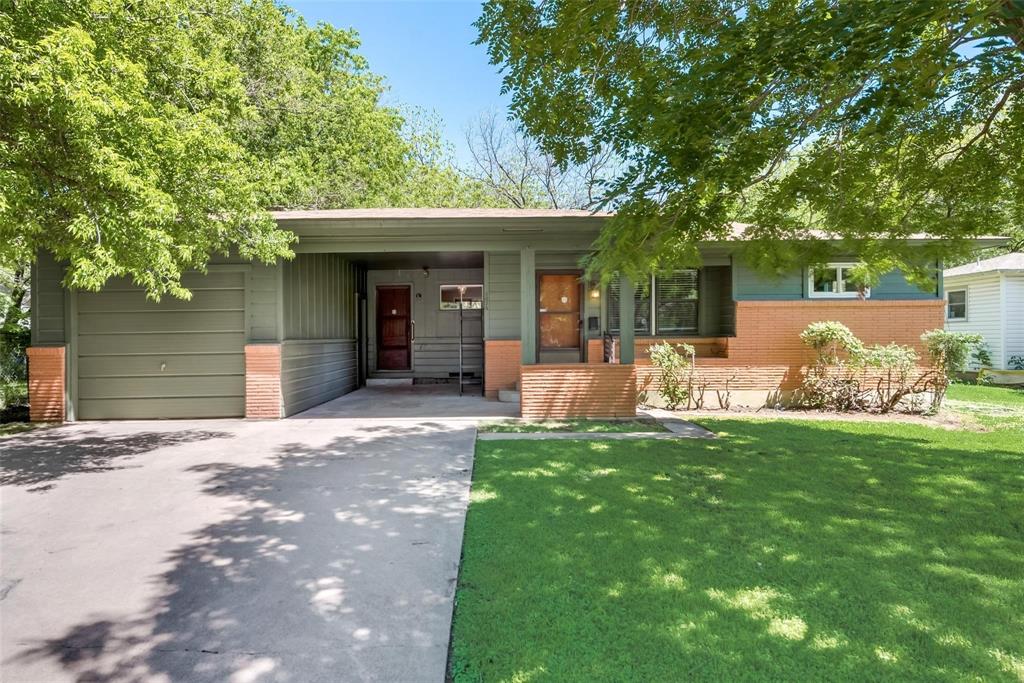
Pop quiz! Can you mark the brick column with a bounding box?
[27,346,66,422]
[245,344,282,419]
[484,340,521,399]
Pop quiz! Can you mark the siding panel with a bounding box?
[76,270,246,419]
[944,272,1003,370]
[279,255,360,414]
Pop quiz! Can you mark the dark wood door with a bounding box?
[376,285,411,370]
[538,273,582,351]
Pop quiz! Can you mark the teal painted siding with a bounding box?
[873,269,939,299]
[732,259,939,301]
[485,252,520,339]
[732,260,804,300]
[31,251,66,345]
[280,254,359,413]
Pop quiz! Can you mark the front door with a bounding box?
[537,272,583,363]
[376,285,411,370]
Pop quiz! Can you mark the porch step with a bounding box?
[498,389,520,403]
[366,377,413,387]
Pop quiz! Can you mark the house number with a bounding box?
[560,296,569,304]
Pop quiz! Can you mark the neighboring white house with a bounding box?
[944,253,1024,372]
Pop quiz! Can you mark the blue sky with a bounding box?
[287,1,509,165]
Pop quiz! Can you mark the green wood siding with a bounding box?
[75,270,246,419]
[365,267,483,378]
[699,266,734,335]
[280,254,359,413]
[484,252,520,340]
[282,254,357,339]
[31,251,66,345]
[281,340,357,416]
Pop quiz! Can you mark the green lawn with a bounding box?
[451,416,1024,681]
[479,418,668,434]
[946,382,1024,408]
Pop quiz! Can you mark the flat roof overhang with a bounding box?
[269,209,1010,255]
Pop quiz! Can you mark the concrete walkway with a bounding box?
[1,392,489,682]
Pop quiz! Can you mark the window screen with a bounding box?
[656,270,699,334]
[606,280,651,335]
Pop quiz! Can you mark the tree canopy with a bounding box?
[476,0,1024,284]
[0,0,487,299]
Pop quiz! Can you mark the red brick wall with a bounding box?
[520,364,637,418]
[727,300,944,365]
[245,344,282,419]
[27,346,65,422]
[484,340,521,399]
[634,300,944,396]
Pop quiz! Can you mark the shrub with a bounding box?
[921,329,984,408]
[854,343,922,413]
[799,321,864,365]
[799,323,926,413]
[1009,355,1024,371]
[648,342,695,410]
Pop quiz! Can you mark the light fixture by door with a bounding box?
[422,266,430,278]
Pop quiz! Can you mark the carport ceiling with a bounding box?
[347,251,484,270]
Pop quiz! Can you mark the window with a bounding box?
[439,284,482,310]
[946,289,967,320]
[655,270,699,334]
[808,263,869,298]
[607,270,700,335]
[606,279,651,335]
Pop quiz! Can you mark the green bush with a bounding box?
[921,329,984,408]
[800,323,926,413]
[648,342,696,410]
[799,321,864,364]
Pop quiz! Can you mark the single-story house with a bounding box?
[944,253,1024,376]
[27,209,994,421]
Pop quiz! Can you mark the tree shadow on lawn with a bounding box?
[9,422,475,682]
[451,419,1024,682]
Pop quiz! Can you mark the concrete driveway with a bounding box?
[1,388,513,682]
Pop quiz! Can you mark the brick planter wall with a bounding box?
[484,340,521,399]
[245,344,282,419]
[727,300,944,364]
[27,346,65,422]
[520,364,637,418]
[632,300,944,406]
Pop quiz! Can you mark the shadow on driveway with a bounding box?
[3,419,475,682]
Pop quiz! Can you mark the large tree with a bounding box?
[476,0,1024,284]
[463,110,616,209]
[0,0,485,300]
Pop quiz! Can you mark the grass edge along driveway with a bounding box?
[450,409,1024,682]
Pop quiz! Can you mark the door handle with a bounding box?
[410,320,415,342]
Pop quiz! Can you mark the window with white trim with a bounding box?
[808,263,869,298]
[946,289,967,320]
